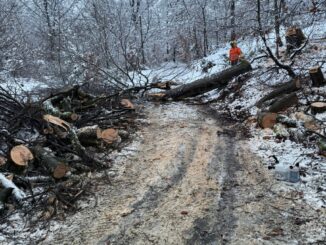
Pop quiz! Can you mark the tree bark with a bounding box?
[268,92,298,113]
[163,60,252,100]
[256,78,301,107]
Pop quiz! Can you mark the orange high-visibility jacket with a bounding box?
[229,47,242,61]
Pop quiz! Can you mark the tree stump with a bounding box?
[311,102,326,114]
[286,27,305,53]
[309,67,325,87]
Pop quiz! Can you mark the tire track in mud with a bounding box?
[185,136,240,245]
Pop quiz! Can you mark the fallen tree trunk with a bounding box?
[268,92,298,113]
[162,60,252,100]
[256,78,301,108]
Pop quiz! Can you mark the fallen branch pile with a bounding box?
[0,83,137,220]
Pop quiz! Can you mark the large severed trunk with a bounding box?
[268,92,298,113]
[163,61,252,100]
[256,78,301,108]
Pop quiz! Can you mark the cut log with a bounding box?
[100,128,119,144]
[256,78,301,108]
[163,60,252,100]
[309,67,325,87]
[33,147,69,179]
[286,27,306,52]
[0,173,26,201]
[311,102,326,114]
[268,92,298,113]
[77,125,101,145]
[120,99,135,109]
[258,112,277,128]
[10,145,34,167]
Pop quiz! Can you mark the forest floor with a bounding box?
[39,102,325,245]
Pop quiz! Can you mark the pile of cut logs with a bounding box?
[0,84,136,217]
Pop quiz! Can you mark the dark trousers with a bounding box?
[231,60,239,66]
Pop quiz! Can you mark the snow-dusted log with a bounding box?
[0,173,26,201]
[163,60,252,100]
[256,78,301,108]
[268,92,298,113]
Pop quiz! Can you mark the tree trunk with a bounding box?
[268,92,298,113]
[230,0,236,40]
[256,78,301,107]
[274,0,282,58]
[309,66,325,87]
[163,60,252,100]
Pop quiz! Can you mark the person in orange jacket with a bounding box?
[229,41,243,66]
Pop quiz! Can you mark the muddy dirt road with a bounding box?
[42,102,325,245]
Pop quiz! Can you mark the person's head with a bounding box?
[230,40,237,48]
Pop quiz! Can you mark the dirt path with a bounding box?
[42,102,325,245]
